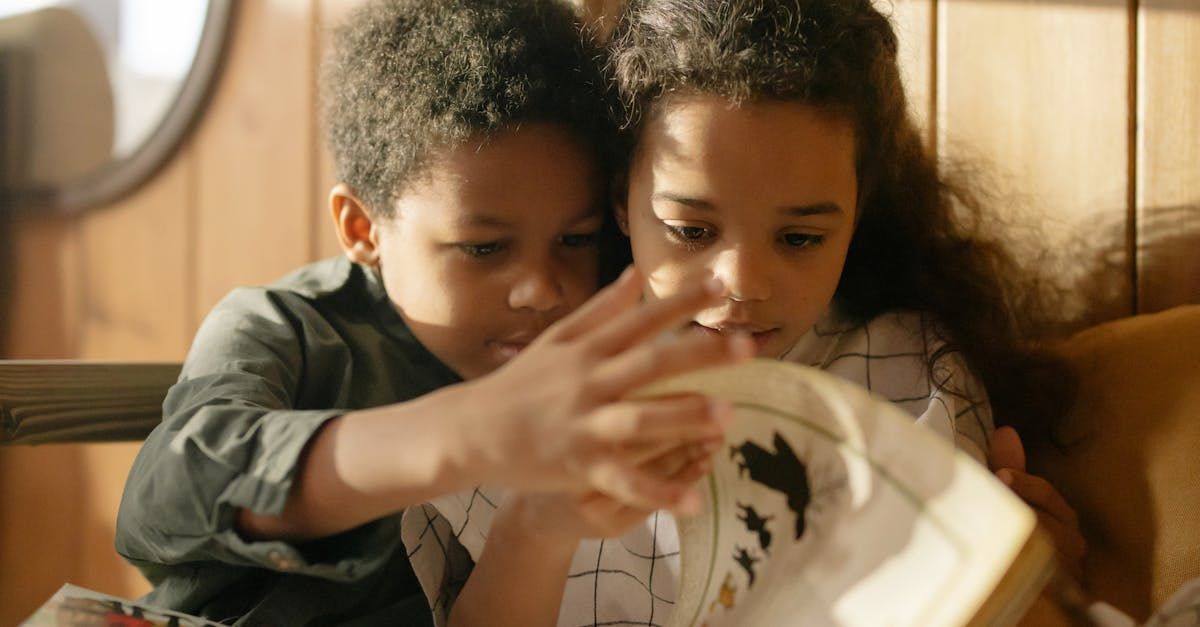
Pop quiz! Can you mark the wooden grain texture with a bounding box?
[938,0,1133,326]
[2,212,82,359]
[77,144,195,360]
[193,0,317,319]
[886,0,935,147]
[1137,1,1200,313]
[0,361,179,444]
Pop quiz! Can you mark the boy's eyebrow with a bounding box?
[458,214,515,229]
[455,205,603,229]
[652,193,844,216]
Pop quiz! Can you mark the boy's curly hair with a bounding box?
[323,0,611,217]
[608,0,1075,447]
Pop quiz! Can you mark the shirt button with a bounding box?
[268,550,300,571]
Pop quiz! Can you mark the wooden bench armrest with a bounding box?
[0,361,181,444]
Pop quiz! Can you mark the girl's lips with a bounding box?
[690,322,779,353]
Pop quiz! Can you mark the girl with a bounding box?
[438,0,1086,624]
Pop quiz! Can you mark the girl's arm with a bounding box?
[448,444,714,627]
[447,496,582,627]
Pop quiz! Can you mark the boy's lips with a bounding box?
[690,321,779,352]
[489,331,542,361]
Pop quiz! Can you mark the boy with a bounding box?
[115,0,751,624]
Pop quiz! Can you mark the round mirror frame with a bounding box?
[7,0,234,213]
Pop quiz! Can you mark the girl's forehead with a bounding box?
[641,97,855,170]
[632,96,859,218]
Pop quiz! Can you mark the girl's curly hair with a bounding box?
[322,0,612,217]
[608,0,1074,447]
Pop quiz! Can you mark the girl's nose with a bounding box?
[710,246,771,302]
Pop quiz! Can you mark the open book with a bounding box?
[636,359,1057,627]
[407,358,1059,626]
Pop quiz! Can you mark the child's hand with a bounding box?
[464,267,752,514]
[499,437,719,545]
[988,426,1088,580]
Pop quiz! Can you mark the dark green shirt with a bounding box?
[116,257,462,626]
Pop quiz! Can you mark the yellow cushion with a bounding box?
[1030,305,1200,620]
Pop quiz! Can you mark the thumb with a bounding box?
[989,425,1026,472]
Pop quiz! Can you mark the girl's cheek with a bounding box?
[645,262,697,299]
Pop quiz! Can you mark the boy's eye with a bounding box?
[560,231,599,248]
[781,232,826,249]
[459,242,504,257]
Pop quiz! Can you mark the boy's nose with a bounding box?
[710,246,771,302]
[508,264,566,313]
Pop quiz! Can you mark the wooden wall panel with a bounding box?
[887,0,935,145]
[1,214,82,359]
[1137,1,1200,313]
[0,213,85,625]
[938,0,1133,326]
[193,0,318,320]
[0,109,196,625]
[1136,0,1200,607]
[77,151,195,360]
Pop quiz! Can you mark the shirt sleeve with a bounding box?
[916,348,993,466]
[115,287,398,583]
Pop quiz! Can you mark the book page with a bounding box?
[21,583,223,627]
[633,360,1040,627]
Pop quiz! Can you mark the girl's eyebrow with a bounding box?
[782,202,843,217]
[652,192,844,217]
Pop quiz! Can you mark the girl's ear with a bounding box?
[330,183,382,266]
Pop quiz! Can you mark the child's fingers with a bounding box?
[587,460,701,513]
[582,276,726,357]
[1034,510,1087,577]
[589,327,754,400]
[547,266,643,343]
[987,426,1026,472]
[576,493,656,538]
[633,434,724,473]
[997,468,1080,529]
[585,395,731,445]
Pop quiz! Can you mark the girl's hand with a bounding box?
[465,267,752,513]
[989,426,1088,580]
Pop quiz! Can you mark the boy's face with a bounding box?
[370,124,603,379]
[618,96,858,359]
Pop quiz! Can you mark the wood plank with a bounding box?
[885,0,935,147]
[1137,1,1200,313]
[76,141,195,360]
[0,361,180,444]
[938,0,1132,327]
[1,212,82,358]
[193,0,317,319]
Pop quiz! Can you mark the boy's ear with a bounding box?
[330,183,382,266]
[611,177,630,236]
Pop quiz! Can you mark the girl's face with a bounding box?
[618,96,858,358]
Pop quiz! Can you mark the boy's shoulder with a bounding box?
[268,255,363,301]
[202,256,382,337]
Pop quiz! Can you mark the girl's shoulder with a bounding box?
[784,308,939,370]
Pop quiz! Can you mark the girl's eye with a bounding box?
[459,242,504,257]
[665,224,714,243]
[781,233,826,249]
[560,231,599,248]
